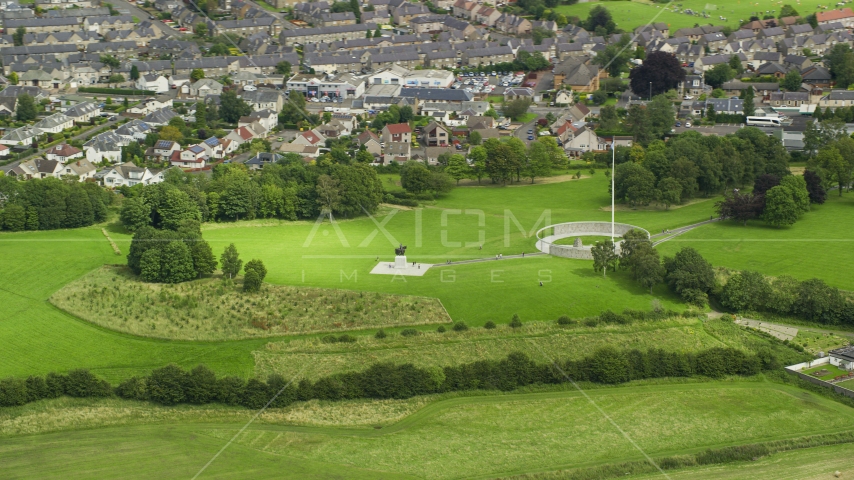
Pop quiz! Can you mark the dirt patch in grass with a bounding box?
[51,266,451,341]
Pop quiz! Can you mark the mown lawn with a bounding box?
[657,193,854,290]
[2,382,852,479]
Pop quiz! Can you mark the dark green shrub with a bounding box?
[374,329,387,339]
[509,314,522,329]
[64,369,112,398]
[0,377,27,407]
[437,325,446,333]
[484,321,496,329]
[557,315,574,325]
[146,364,187,405]
[337,334,357,343]
[400,328,419,337]
[321,335,338,344]
[452,321,468,332]
[184,365,217,404]
[583,317,599,327]
[215,376,246,406]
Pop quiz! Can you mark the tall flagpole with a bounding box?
[611,140,615,241]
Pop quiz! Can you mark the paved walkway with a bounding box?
[651,218,720,246]
[432,252,545,267]
[735,318,798,341]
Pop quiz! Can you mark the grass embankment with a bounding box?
[51,265,450,341]
[255,317,805,380]
[2,382,853,479]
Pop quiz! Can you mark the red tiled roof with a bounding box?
[46,143,82,156]
[384,123,412,134]
[169,150,181,162]
[299,130,321,145]
[817,8,854,22]
[236,127,253,140]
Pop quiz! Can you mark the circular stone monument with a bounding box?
[535,222,650,260]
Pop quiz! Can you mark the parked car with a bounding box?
[527,135,534,140]
[527,129,533,134]
[675,121,682,127]
[685,121,692,128]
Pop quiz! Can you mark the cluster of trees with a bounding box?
[716,173,817,227]
[1,345,789,409]
[467,136,568,186]
[126,221,217,283]
[607,129,789,209]
[826,44,854,89]
[0,177,113,232]
[802,119,854,197]
[119,160,383,228]
[721,271,854,326]
[629,52,686,98]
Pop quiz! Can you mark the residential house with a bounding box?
[44,143,82,163]
[137,74,170,94]
[62,101,101,123]
[200,136,224,159]
[84,131,126,164]
[141,107,178,127]
[424,145,454,165]
[278,142,320,158]
[34,113,73,134]
[382,141,411,164]
[151,139,181,160]
[816,8,854,28]
[172,145,206,168]
[241,89,284,111]
[564,126,603,156]
[699,32,728,52]
[705,98,744,115]
[382,123,412,144]
[115,119,153,142]
[819,89,854,109]
[7,158,62,179]
[355,130,382,156]
[769,91,809,107]
[421,121,450,146]
[190,78,224,98]
[225,126,255,146]
[292,129,326,146]
[829,346,854,370]
[58,158,97,181]
[553,61,601,93]
[100,162,164,188]
[462,46,514,67]
[245,152,282,170]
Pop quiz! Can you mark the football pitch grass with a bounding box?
[556,0,830,33]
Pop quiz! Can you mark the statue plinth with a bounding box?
[394,255,407,269]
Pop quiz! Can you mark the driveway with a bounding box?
[514,115,542,145]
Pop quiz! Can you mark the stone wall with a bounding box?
[535,222,650,260]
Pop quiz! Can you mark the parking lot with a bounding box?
[451,71,530,96]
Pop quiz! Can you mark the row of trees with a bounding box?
[119,160,384,230]
[0,345,789,408]
[721,271,854,326]
[608,129,789,210]
[0,177,113,231]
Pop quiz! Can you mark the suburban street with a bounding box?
[110,0,181,36]
[0,116,122,174]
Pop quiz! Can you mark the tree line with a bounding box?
[605,128,790,209]
[0,177,113,232]
[119,159,384,231]
[0,344,796,409]
[716,172,821,227]
[720,270,854,326]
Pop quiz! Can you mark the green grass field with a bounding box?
[657,194,854,290]
[556,0,830,32]
[2,382,852,479]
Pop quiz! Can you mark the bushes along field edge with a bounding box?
[1,346,787,409]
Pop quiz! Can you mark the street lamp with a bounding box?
[649,82,652,101]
